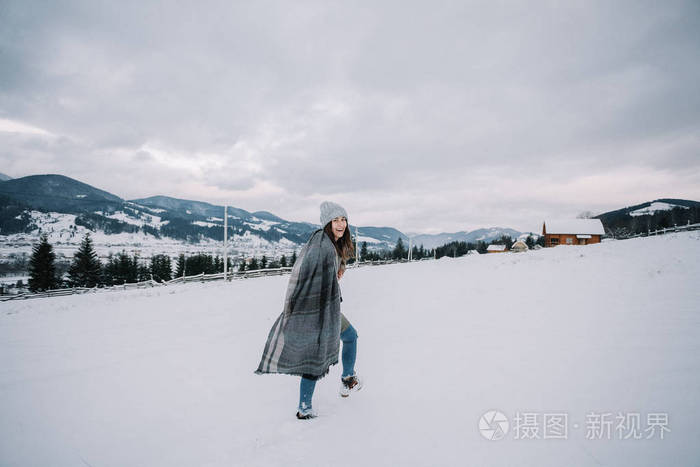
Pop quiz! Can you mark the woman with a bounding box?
[255,201,362,419]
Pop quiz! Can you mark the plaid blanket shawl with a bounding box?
[255,228,342,379]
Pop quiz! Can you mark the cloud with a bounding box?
[1,0,699,233]
[0,118,54,137]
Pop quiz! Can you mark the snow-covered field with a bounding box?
[1,232,699,466]
[0,211,302,274]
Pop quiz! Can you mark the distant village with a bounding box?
[0,217,612,298]
[2,198,700,298]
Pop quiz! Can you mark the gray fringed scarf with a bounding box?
[254,228,342,379]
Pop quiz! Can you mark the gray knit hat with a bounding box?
[320,201,348,227]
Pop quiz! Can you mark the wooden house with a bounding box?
[487,244,507,253]
[511,240,529,252]
[542,219,605,247]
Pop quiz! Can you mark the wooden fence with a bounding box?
[616,222,700,239]
[0,258,421,302]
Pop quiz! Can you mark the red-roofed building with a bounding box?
[542,219,605,247]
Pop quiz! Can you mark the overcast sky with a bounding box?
[1,1,699,234]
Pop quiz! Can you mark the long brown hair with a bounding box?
[323,220,355,266]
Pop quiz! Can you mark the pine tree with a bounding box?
[291,250,297,266]
[137,263,151,282]
[249,257,259,270]
[67,233,102,288]
[261,255,268,269]
[182,253,217,275]
[360,242,368,260]
[393,238,407,260]
[499,235,514,250]
[102,253,115,286]
[28,234,59,292]
[150,254,172,282]
[238,260,246,272]
[280,254,287,267]
[109,251,138,284]
[525,235,535,249]
[176,254,186,277]
[126,253,139,283]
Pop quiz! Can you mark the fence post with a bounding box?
[224,205,228,281]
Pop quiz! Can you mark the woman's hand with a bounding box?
[337,268,344,280]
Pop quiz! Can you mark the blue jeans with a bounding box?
[299,324,358,411]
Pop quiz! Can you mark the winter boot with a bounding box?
[296,402,317,420]
[339,373,363,397]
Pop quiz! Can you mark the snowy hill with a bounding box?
[597,198,699,218]
[628,201,689,217]
[1,174,528,268]
[0,174,123,212]
[410,227,524,249]
[2,232,698,466]
[0,175,402,263]
[595,198,699,237]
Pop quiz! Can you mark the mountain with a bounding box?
[130,195,321,245]
[131,195,248,219]
[0,174,123,212]
[354,226,407,246]
[0,173,529,259]
[595,198,700,236]
[0,174,407,258]
[0,173,12,182]
[251,210,286,223]
[131,196,410,250]
[409,227,523,250]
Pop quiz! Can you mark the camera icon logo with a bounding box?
[479,410,509,440]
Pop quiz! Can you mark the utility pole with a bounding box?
[408,236,412,261]
[223,205,228,281]
[355,226,360,263]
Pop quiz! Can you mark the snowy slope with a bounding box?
[0,210,300,268]
[1,232,699,466]
[629,201,689,217]
[0,208,387,265]
[410,227,524,249]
